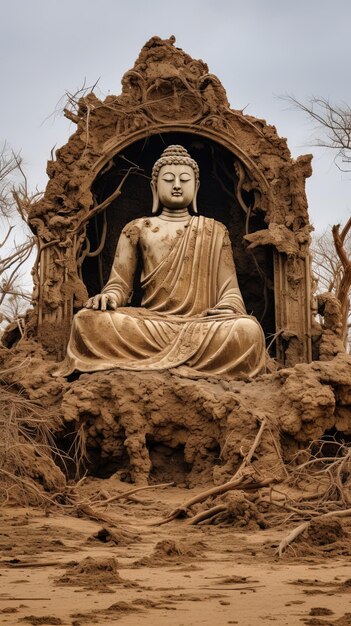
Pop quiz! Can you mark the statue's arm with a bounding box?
[85,221,139,311]
[208,228,247,315]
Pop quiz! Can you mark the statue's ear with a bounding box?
[190,180,200,214]
[151,180,159,214]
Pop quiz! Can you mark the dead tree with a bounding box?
[0,145,38,334]
[332,219,351,348]
[312,222,351,350]
[283,95,351,172]
[282,95,351,349]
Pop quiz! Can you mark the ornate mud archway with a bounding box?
[27,36,313,366]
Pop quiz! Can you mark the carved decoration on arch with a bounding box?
[97,125,272,213]
[107,36,233,138]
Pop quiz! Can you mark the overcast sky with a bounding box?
[1,0,350,233]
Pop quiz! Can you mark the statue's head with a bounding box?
[151,145,200,214]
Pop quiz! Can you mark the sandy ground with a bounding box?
[0,483,351,626]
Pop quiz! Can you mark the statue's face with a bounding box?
[157,164,196,209]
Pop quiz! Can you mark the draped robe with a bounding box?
[56,216,266,377]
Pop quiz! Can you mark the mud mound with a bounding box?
[71,601,142,624]
[303,612,351,625]
[186,489,267,529]
[218,491,266,528]
[133,538,207,567]
[56,556,124,590]
[154,538,206,557]
[294,518,351,559]
[71,600,152,624]
[307,518,346,546]
[278,519,351,560]
[310,608,335,616]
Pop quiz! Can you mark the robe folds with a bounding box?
[56,216,266,378]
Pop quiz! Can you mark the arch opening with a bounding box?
[81,132,275,347]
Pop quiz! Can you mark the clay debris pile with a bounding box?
[60,353,351,484]
[57,556,125,591]
[132,538,207,568]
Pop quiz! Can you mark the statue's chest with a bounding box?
[139,222,189,267]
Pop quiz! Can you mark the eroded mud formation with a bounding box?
[2,338,350,490]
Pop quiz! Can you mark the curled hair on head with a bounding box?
[151,145,200,185]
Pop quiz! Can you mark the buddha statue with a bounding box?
[56,145,266,378]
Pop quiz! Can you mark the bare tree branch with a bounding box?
[313,225,351,350]
[281,95,351,172]
[0,143,39,335]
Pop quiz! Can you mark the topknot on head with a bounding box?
[161,145,191,158]
[151,145,200,184]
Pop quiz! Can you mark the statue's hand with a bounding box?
[85,293,119,311]
[204,307,235,316]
